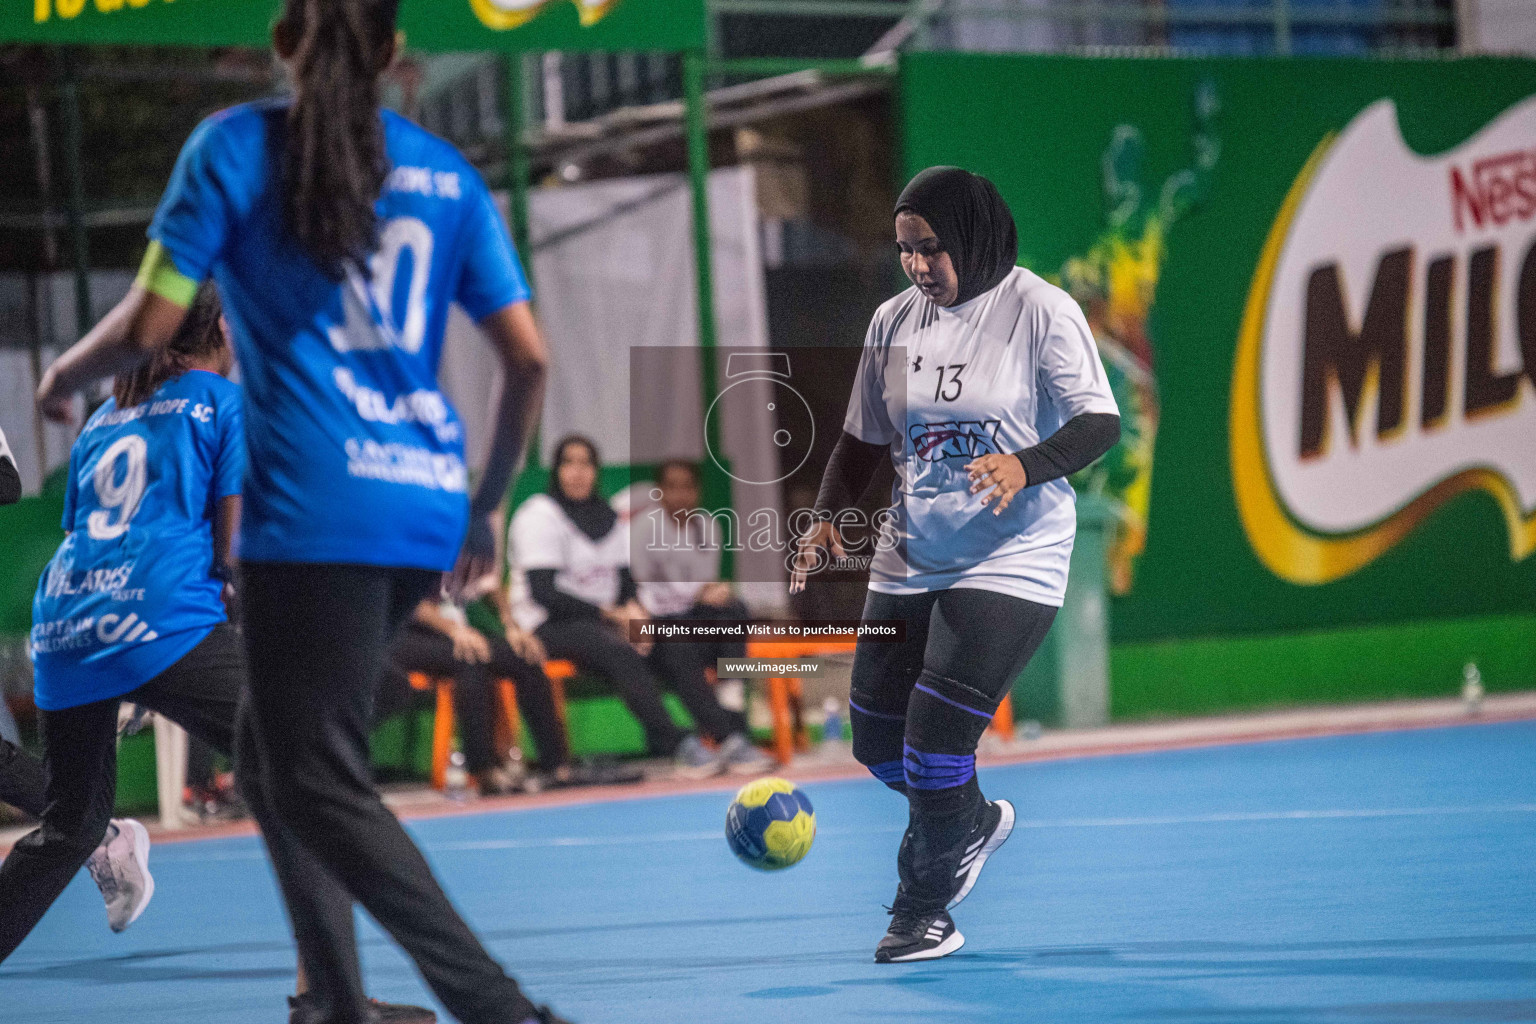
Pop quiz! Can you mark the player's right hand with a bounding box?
[789,520,844,595]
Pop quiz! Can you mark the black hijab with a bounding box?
[895,166,1018,306]
[550,435,617,542]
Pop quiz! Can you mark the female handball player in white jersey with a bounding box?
[794,166,1121,963]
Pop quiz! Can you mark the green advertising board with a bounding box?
[901,54,1536,711]
[6,0,705,52]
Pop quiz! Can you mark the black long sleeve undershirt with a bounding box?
[0,454,19,507]
[526,567,637,625]
[617,566,638,605]
[1012,412,1121,486]
[526,568,601,623]
[812,431,886,516]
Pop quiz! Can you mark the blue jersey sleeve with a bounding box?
[148,114,256,284]
[455,171,531,321]
[212,387,245,501]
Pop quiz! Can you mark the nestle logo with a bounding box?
[1450,149,1536,233]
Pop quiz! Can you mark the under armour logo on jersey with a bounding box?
[909,420,1002,462]
[910,356,923,373]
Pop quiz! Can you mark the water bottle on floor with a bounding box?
[821,697,846,756]
[445,750,470,802]
[1462,663,1484,716]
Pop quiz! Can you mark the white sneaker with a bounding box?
[673,735,726,779]
[86,818,155,932]
[717,732,774,773]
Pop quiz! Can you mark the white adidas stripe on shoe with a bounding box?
[947,799,1014,911]
[885,928,966,963]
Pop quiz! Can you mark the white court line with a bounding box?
[149,804,1536,862]
[1011,804,1536,829]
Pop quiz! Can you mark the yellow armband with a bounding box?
[134,241,199,308]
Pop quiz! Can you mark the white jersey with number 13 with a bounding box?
[843,266,1118,607]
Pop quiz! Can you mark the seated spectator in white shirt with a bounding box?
[626,456,760,646]
[509,436,760,774]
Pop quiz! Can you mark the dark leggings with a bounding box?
[240,563,538,1024]
[850,587,1056,915]
[535,618,691,756]
[0,738,47,818]
[389,623,570,772]
[645,598,750,742]
[0,624,306,964]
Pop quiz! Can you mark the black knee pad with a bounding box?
[850,687,907,791]
[902,669,998,792]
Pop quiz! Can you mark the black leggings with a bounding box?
[0,737,47,819]
[535,618,694,756]
[0,624,304,963]
[388,623,570,772]
[240,563,539,1024]
[850,587,1056,915]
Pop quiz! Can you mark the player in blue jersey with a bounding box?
[11,286,435,1023]
[36,3,565,1023]
[1,287,239,954]
[0,428,159,937]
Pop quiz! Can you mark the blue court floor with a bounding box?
[7,720,1535,1023]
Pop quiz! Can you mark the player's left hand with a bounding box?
[446,510,497,601]
[965,453,1028,516]
[117,703,152,737]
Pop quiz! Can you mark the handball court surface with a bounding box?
[7,699,1536,1024]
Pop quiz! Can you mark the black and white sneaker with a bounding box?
[287,993,436,1024]
[948,798,1014,910]
[874,907,965,963]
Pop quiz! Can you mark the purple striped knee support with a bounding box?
[902,743,976,790]
[867,759,907,786]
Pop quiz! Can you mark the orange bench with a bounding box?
[415,647,1017,787]
[411,661,572,790]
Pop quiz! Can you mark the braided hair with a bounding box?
[276,0,401,280]
[113,283,227,408]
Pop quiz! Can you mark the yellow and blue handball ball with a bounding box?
[725,777,815,871]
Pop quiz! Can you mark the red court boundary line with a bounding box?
[9,698,1535,852]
